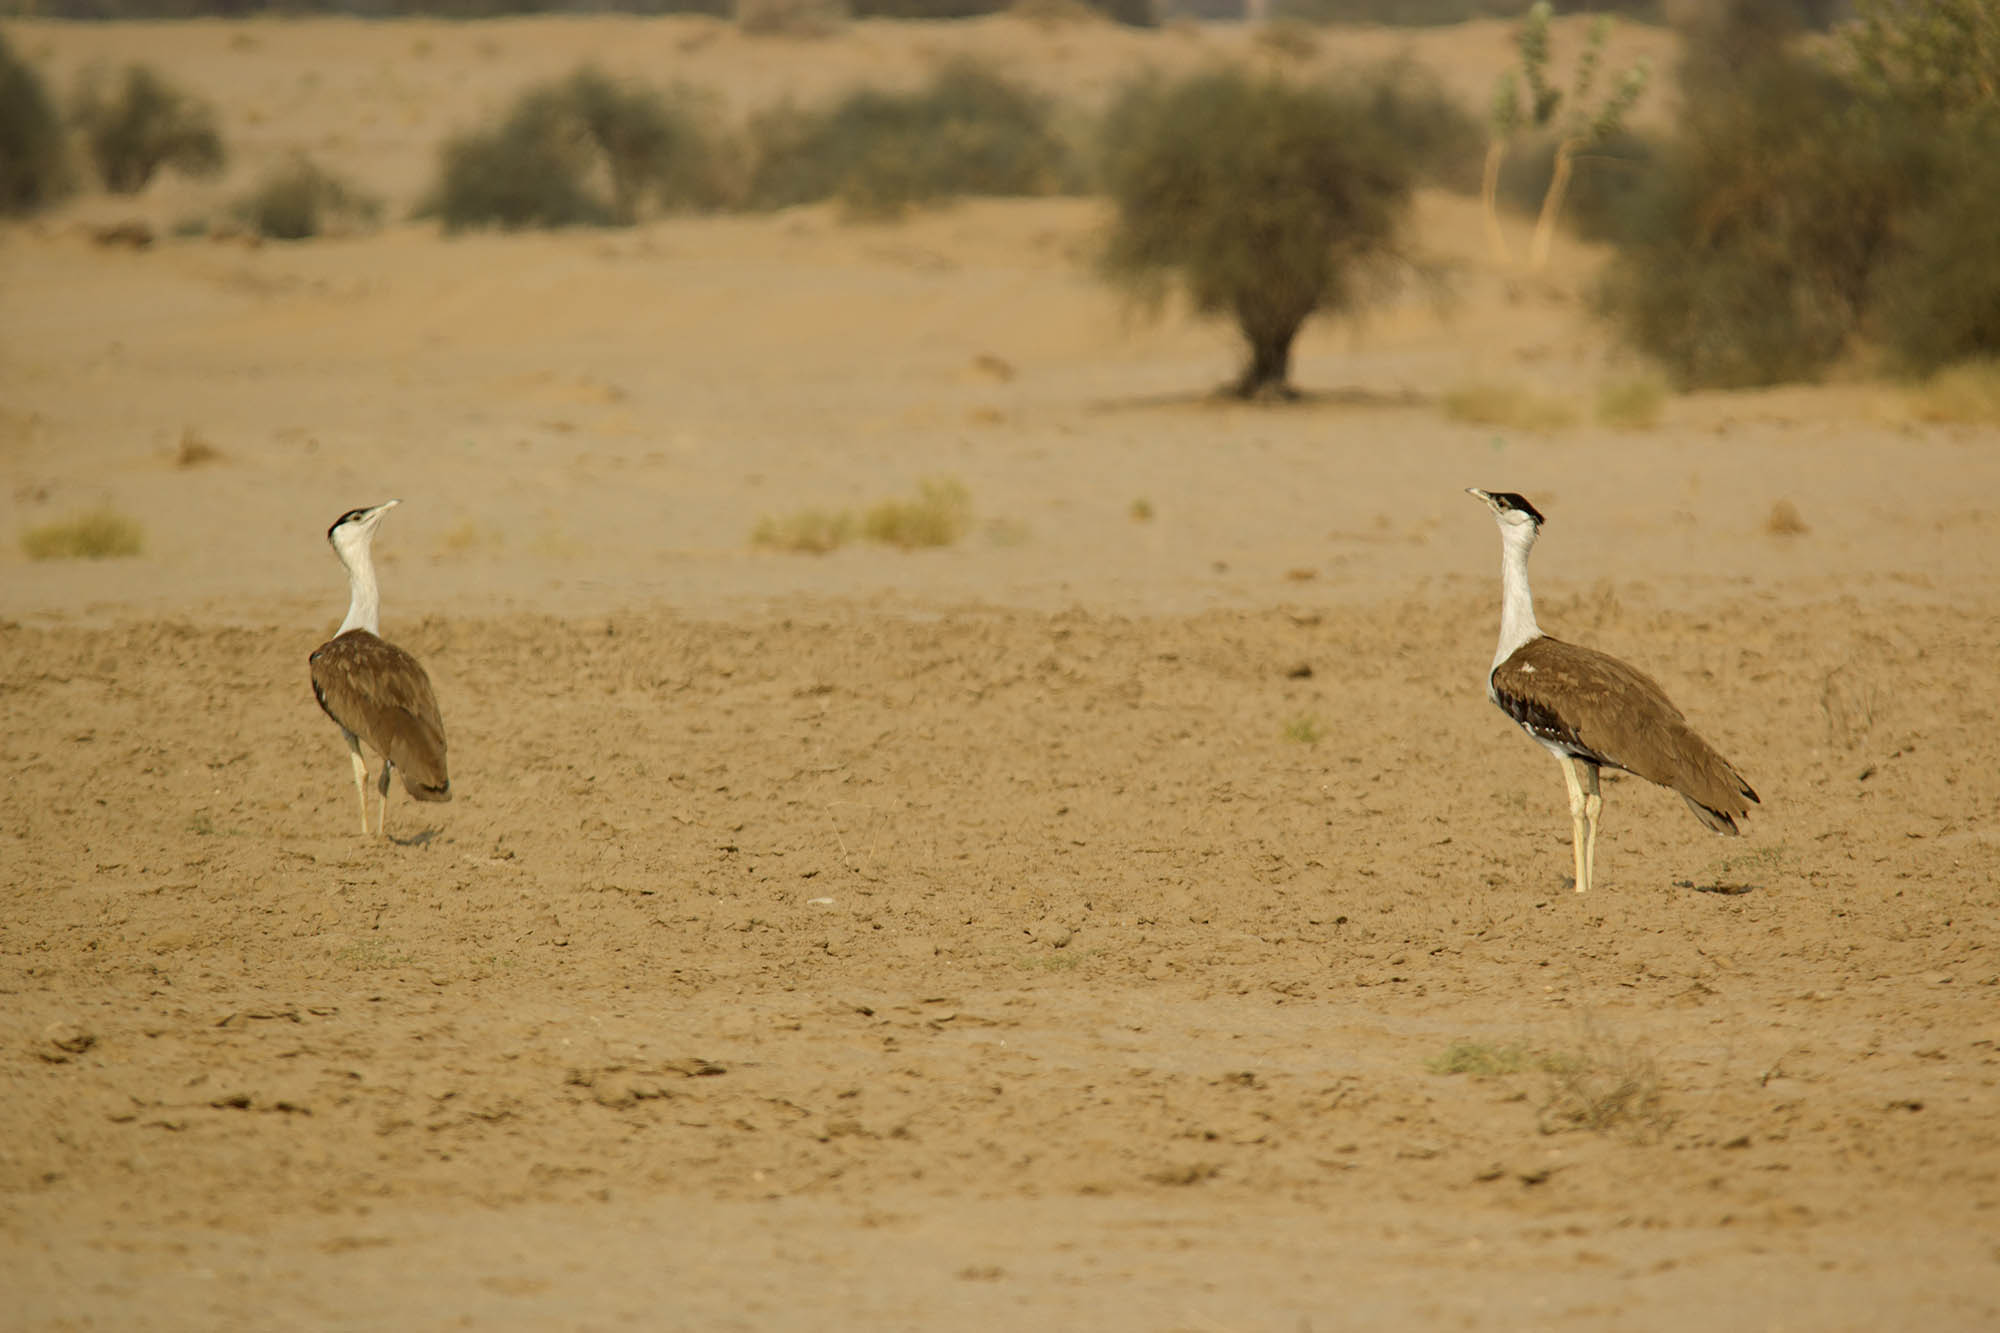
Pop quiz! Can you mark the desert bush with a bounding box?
[423,68,728,231]
[734,0,847,36]
[1867,119,2000,375]
[1596,1,2000,387]
[71,63,224,194]
[22,507,144,560]
[747,61,1078,217]
[1100,66,1418,398]
[0,31,74,216]
[231,155,380,239]
[1597,43,1925,388]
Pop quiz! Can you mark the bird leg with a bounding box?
[375,759,394,838]
[345,732,370,838]
[1580,762,1603,894]
[1558,755,1591,894]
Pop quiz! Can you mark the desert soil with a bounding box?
[4,14,1999,1332]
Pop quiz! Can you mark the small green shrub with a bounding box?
[423,68,728,231]
[22,507,145,560]
[71,63,224,194]
[231,155,380,240]
[863,477,971,549]
[746,60,1078,217]
[0,31,74,216]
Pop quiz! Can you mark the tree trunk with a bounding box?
[1231,307,1305,400]
[1529,137,1578,272]
[1481,139,1513,266]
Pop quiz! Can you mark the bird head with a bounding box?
[1467,487,1545,536]
[327,499,401,561]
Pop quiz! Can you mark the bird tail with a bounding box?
[401,770,451,802]
[1682,794,1741,835]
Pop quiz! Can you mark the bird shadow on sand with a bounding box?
[1086,385,1432,414]
[1681,879,1757,896]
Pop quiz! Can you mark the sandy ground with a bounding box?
[5,15,2000,1332]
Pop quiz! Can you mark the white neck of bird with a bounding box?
[1492,521,1542,671]
[335,533,381,636]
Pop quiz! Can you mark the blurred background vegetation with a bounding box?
[7,0,1998,393]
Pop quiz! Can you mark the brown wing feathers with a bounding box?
[1492,636,1757,832]
[309,630,451,801]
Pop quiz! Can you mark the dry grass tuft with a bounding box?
[22,507,145,560]
[863,477,972,550]
[1594,375,1667,430]
[1442,381,1578,431]
[1281,714,1325,745]
[1906,359,2000,424]
[175,427,222,467]
[752,507,857,555]
[1764,499,1809,536]
[1537,1029,1673,1141]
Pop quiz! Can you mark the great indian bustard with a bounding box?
[309,500,450,837]
[1468,488,1757,894]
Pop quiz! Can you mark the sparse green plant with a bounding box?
[0,30,74,216]
[1442,380,1577,430]
[752,507,858,554]
[1484,2,1650,268]
[1281,715,1325,745]
[1099,66,1418,399]
[863,477,972,549]
[423,68,729,231]
[1594,374,1666,429]
[71,62,225,194]
[22,507,144,561]
[1428,1039,1536,1076]
[231,155,381,240]
[746,60,1077,217]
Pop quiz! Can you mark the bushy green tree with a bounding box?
[1099,67,1417,399]
[424,68,727,231]
[71,63,225,194]
[0,31,73,216]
